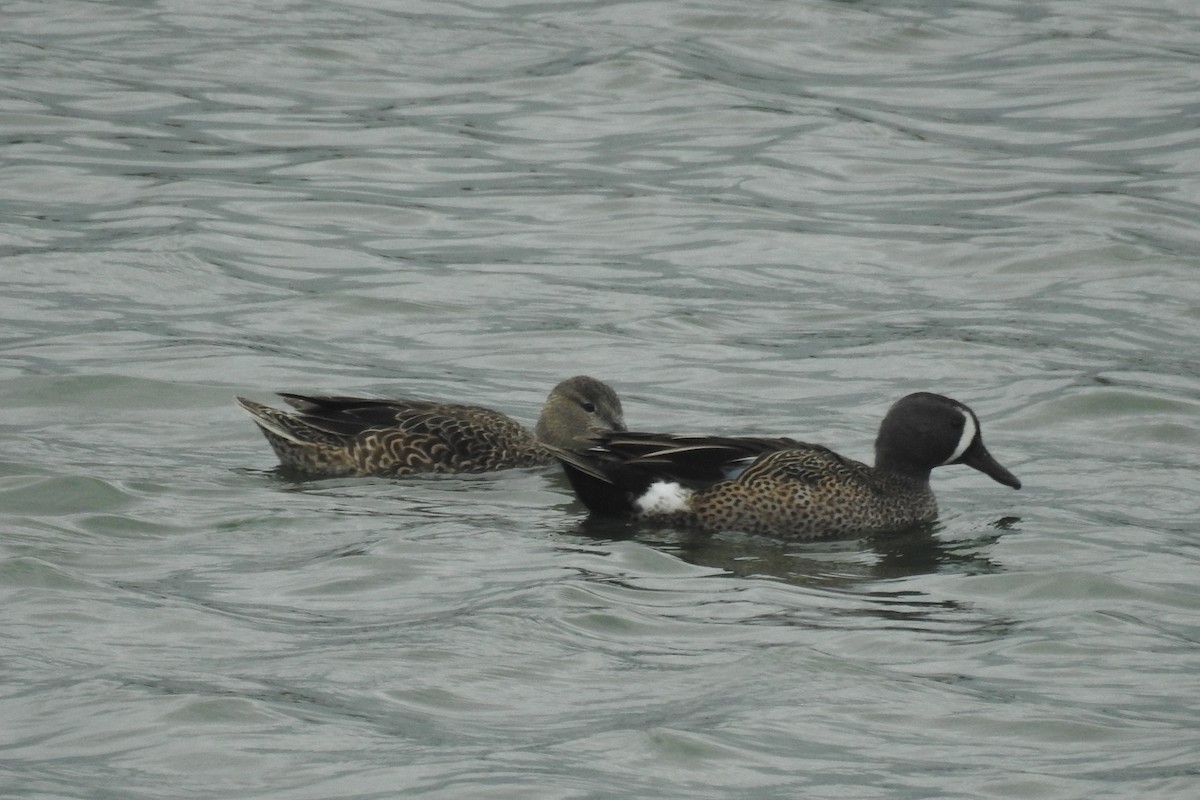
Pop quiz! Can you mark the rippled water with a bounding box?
[3,1,1199,797]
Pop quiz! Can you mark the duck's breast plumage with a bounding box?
[689,447,937,538]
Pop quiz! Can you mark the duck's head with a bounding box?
[874,392,1021,489]
[536,375,626,450]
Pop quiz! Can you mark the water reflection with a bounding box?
[574,515,1017,587]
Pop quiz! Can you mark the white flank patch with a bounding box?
[942,408,978,465]
[635,481,692,516]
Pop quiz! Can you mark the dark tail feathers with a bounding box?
[550,447,651,517]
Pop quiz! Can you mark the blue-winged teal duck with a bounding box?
[237,375,625,477]
[552,392,1020,539]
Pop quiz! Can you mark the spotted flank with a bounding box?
[237,375,625,477]
[552,392,1021,540]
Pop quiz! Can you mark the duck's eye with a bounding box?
[581,402,596,413]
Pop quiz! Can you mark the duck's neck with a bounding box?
[873,444,933,486]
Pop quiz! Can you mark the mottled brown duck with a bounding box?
[238,375,625,477]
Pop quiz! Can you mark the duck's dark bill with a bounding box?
[961,440,1021,489]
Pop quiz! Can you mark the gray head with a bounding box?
[873,392,1021,489]
[535,376,626,451]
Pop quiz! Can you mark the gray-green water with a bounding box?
[3,1,1198,797]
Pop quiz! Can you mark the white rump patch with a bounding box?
[635,481,692,516]
[942,408,978,465]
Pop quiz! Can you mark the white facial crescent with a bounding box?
[942,408,978,465]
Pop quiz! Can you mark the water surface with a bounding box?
[2,1,1198,798]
